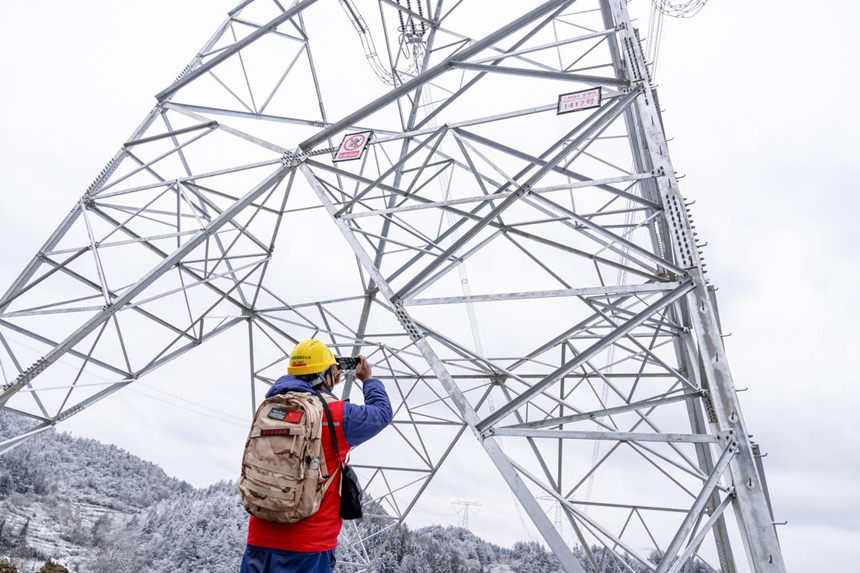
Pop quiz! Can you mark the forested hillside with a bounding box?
[0,412,192,571]
[0,413,191,507]
[0,414,699,572]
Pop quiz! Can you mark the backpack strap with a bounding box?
[314,390,344,471]
[302,394,331,480]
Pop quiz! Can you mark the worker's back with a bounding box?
[240,361,392,573]
[246,389,350,552]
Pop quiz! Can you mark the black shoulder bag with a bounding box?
[315,392,363,520]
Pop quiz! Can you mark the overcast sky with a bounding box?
[1,1,859,571]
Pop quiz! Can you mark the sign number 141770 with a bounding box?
[557,88,602,115]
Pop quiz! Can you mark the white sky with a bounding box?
[1,1,859,571]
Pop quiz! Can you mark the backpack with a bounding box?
[239,391,339,523]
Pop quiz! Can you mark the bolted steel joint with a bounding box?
[393,307,422,343]
[15,357,50,386]
[56,403,85,422]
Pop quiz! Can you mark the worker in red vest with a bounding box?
[240,339,392,573]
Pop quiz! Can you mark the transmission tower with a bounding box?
[452,500,483,530]
[537,495,565,537]
[0,1,786,572]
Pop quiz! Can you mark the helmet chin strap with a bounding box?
[317,367,334,392]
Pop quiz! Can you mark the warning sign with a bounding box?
[557,88,602,115]
[333,131,373,162]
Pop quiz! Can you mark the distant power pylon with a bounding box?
[452,500,483,531]
[0,1,786,572]
[537,495,564,538]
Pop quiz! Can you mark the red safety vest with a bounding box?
[247,399,350,552]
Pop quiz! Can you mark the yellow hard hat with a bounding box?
[288,339,337,376]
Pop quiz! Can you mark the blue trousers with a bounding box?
[240,545,337,573]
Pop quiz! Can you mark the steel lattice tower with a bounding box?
[0,1,786,571]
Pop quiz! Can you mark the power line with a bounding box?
[128,387,247,428]
[3,333,249,428]
[651,0,709,19]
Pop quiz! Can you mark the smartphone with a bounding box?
[336,356,360,371]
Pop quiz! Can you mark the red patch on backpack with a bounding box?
[284,411,303,423]
[261,429,291,436]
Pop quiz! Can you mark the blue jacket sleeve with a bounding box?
[342,378,392,447]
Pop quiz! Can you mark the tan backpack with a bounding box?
[239,391,339,523]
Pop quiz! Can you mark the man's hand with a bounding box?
[355,355,372,382]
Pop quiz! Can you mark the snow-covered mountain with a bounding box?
[0,413,665,573]
[0,411,193,571]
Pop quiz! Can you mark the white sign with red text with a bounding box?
[333,131,373,162]
[557,88,602,115]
